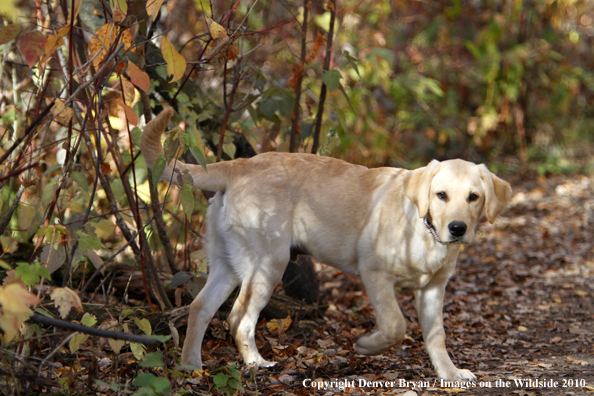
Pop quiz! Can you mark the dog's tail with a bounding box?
[140,108,230,191]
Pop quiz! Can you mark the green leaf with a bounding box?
[133,372,157,387]
[223,142,236,159]
[338,83,355,113]
[152,156,166,185]
[187,127,207,171]
[15,262,51,286]
[147,334,172,344]
[71,171,90,192]
[140,352,164,368]
[343,50,361,79]
[180,184,194,220]
[76,231,102,251]
[135,317,152,335]
[213,373,229,388]
[131,342,146,360]
[150,377,171,394]
[42,179,58,206]
[69,333,89,353]
[163,134,180,163]
[81,313,97,327]
[322,69,342,92]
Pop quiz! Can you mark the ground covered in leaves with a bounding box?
[7,172,594,396]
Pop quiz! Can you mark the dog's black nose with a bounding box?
[448,221,467,237]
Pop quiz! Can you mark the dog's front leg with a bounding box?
[414,280,476,382]
[354,269,407,355]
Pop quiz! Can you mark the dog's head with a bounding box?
[404,159,512,244]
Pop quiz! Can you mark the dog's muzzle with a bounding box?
[424,218,468,244]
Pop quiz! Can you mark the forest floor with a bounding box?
[10,171,594,396]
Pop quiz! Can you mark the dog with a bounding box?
[141,108,512,381]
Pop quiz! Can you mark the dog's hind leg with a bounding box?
[181,259,239,367]
[226,248,289,368]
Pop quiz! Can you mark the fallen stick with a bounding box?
[29,314,161,347]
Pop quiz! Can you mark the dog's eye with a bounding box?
[436,191,447,200]
[469,193,479,202]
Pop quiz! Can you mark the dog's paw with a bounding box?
[245,357,277,369]
[439,368,476,382]
[179,359,203,370]
[354,333,397,355]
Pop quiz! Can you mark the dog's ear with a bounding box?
[478,165,512,223]
[404,160,441,218]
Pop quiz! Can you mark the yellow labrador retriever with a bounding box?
[141,109,511,381]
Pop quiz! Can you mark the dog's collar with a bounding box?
[423,217,443,244]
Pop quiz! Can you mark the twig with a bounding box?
[36,331,78,377]
[80,213,158,295]
[0,103,54,167]
[0,161,39,183]
[0,184,25,238]
[289,0,309,153]
[311,0,337,154]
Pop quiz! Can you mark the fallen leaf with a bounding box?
[51,287,84,319]
[266,316,292,336]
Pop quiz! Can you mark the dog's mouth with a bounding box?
[423,217,470,245]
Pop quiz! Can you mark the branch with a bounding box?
[311,0,337,154]
[29,314,161,347]
[289,0,309,153]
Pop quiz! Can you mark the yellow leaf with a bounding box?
[69,333,89,353]
[45,26,70,58]
[0,0,19,21]
[161,36,186,83]
[115,0,128,16]
[49,98,74,125]
[0,283,40,342]
[146,0,165,22]
[266,315,292,336]
[89,23,135,70]
[207,18,228,40]
[17,205,36,231]
[51,287,84,319]
[134,317,152,335]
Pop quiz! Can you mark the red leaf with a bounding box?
[127,60,150,93]
[18,31,47,68]
[0,24,20,45]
